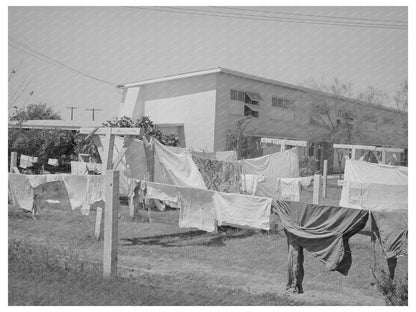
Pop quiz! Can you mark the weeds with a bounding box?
[371,268,408,306]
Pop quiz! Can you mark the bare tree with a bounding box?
[393,80,408,129]
[357,85,389,106]
[303,78,388,172]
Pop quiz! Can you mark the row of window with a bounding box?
[230,90,396,125]
[230,89,291,110]
[272,96,291,109]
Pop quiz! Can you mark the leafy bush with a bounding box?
[103,116,179,146]
[226,117,256,159]
[10,103,61,121]
[9,128,75,165]
[8,114,179,170]
[73,133,101,162]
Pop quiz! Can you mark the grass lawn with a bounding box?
[8,179,407,305]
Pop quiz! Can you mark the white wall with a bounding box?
[143,74,217,152]
[118,86,145,119]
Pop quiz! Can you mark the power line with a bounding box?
[164,6,408,29]
[9,77,28,103]
[212,6,408,24]
[124,7,407,30]
[9,40,115,87]
[9,80,32,109]
[8,38,116,87]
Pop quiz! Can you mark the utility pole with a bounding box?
[85,108,103,121]
[67,106,78,120]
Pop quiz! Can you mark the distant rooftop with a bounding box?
[119,67,401,114]
[8,120,184,130]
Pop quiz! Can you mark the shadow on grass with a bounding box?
[121,228,257,248]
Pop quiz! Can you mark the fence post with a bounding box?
[381,151,387,164]
[313,174,321,204]
[322,160,328,198]
[94,207,104,240]
[351,148,356,160]
[103,170,119,278]
[10,152,17,173]
[102,128,115,173]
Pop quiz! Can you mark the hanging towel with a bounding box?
[340,159,407,211]
[48,158,59,166]
[178,187,217,232]
[19,155,33,169]
[146,181,180,207]
[154,140,207,190]
[242,148,300,198]
[214,192,272,230]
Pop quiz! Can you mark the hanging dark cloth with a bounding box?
[370,210,407,259]
[274,201,369,275]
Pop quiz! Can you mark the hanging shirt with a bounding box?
[276,178,300,202]
[240,174,265,195]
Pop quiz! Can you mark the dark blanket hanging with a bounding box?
[274,201,369,275]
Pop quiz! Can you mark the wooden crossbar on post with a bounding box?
[103,170,119,278]
[313,174,321,204]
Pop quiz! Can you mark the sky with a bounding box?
[8,6,408,122]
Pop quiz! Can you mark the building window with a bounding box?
[244,105,259,118]
[231,89,263,105]
[230,90,238,101]
[237,90,245,102]
[272,96,291,109]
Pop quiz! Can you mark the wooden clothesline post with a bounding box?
[103,170,119,278]
[313,174,321,204]
[10,152,17,173]
[322,160,328,198]
[79,127,144,278]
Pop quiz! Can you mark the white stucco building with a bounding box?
[117,67,407,168]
